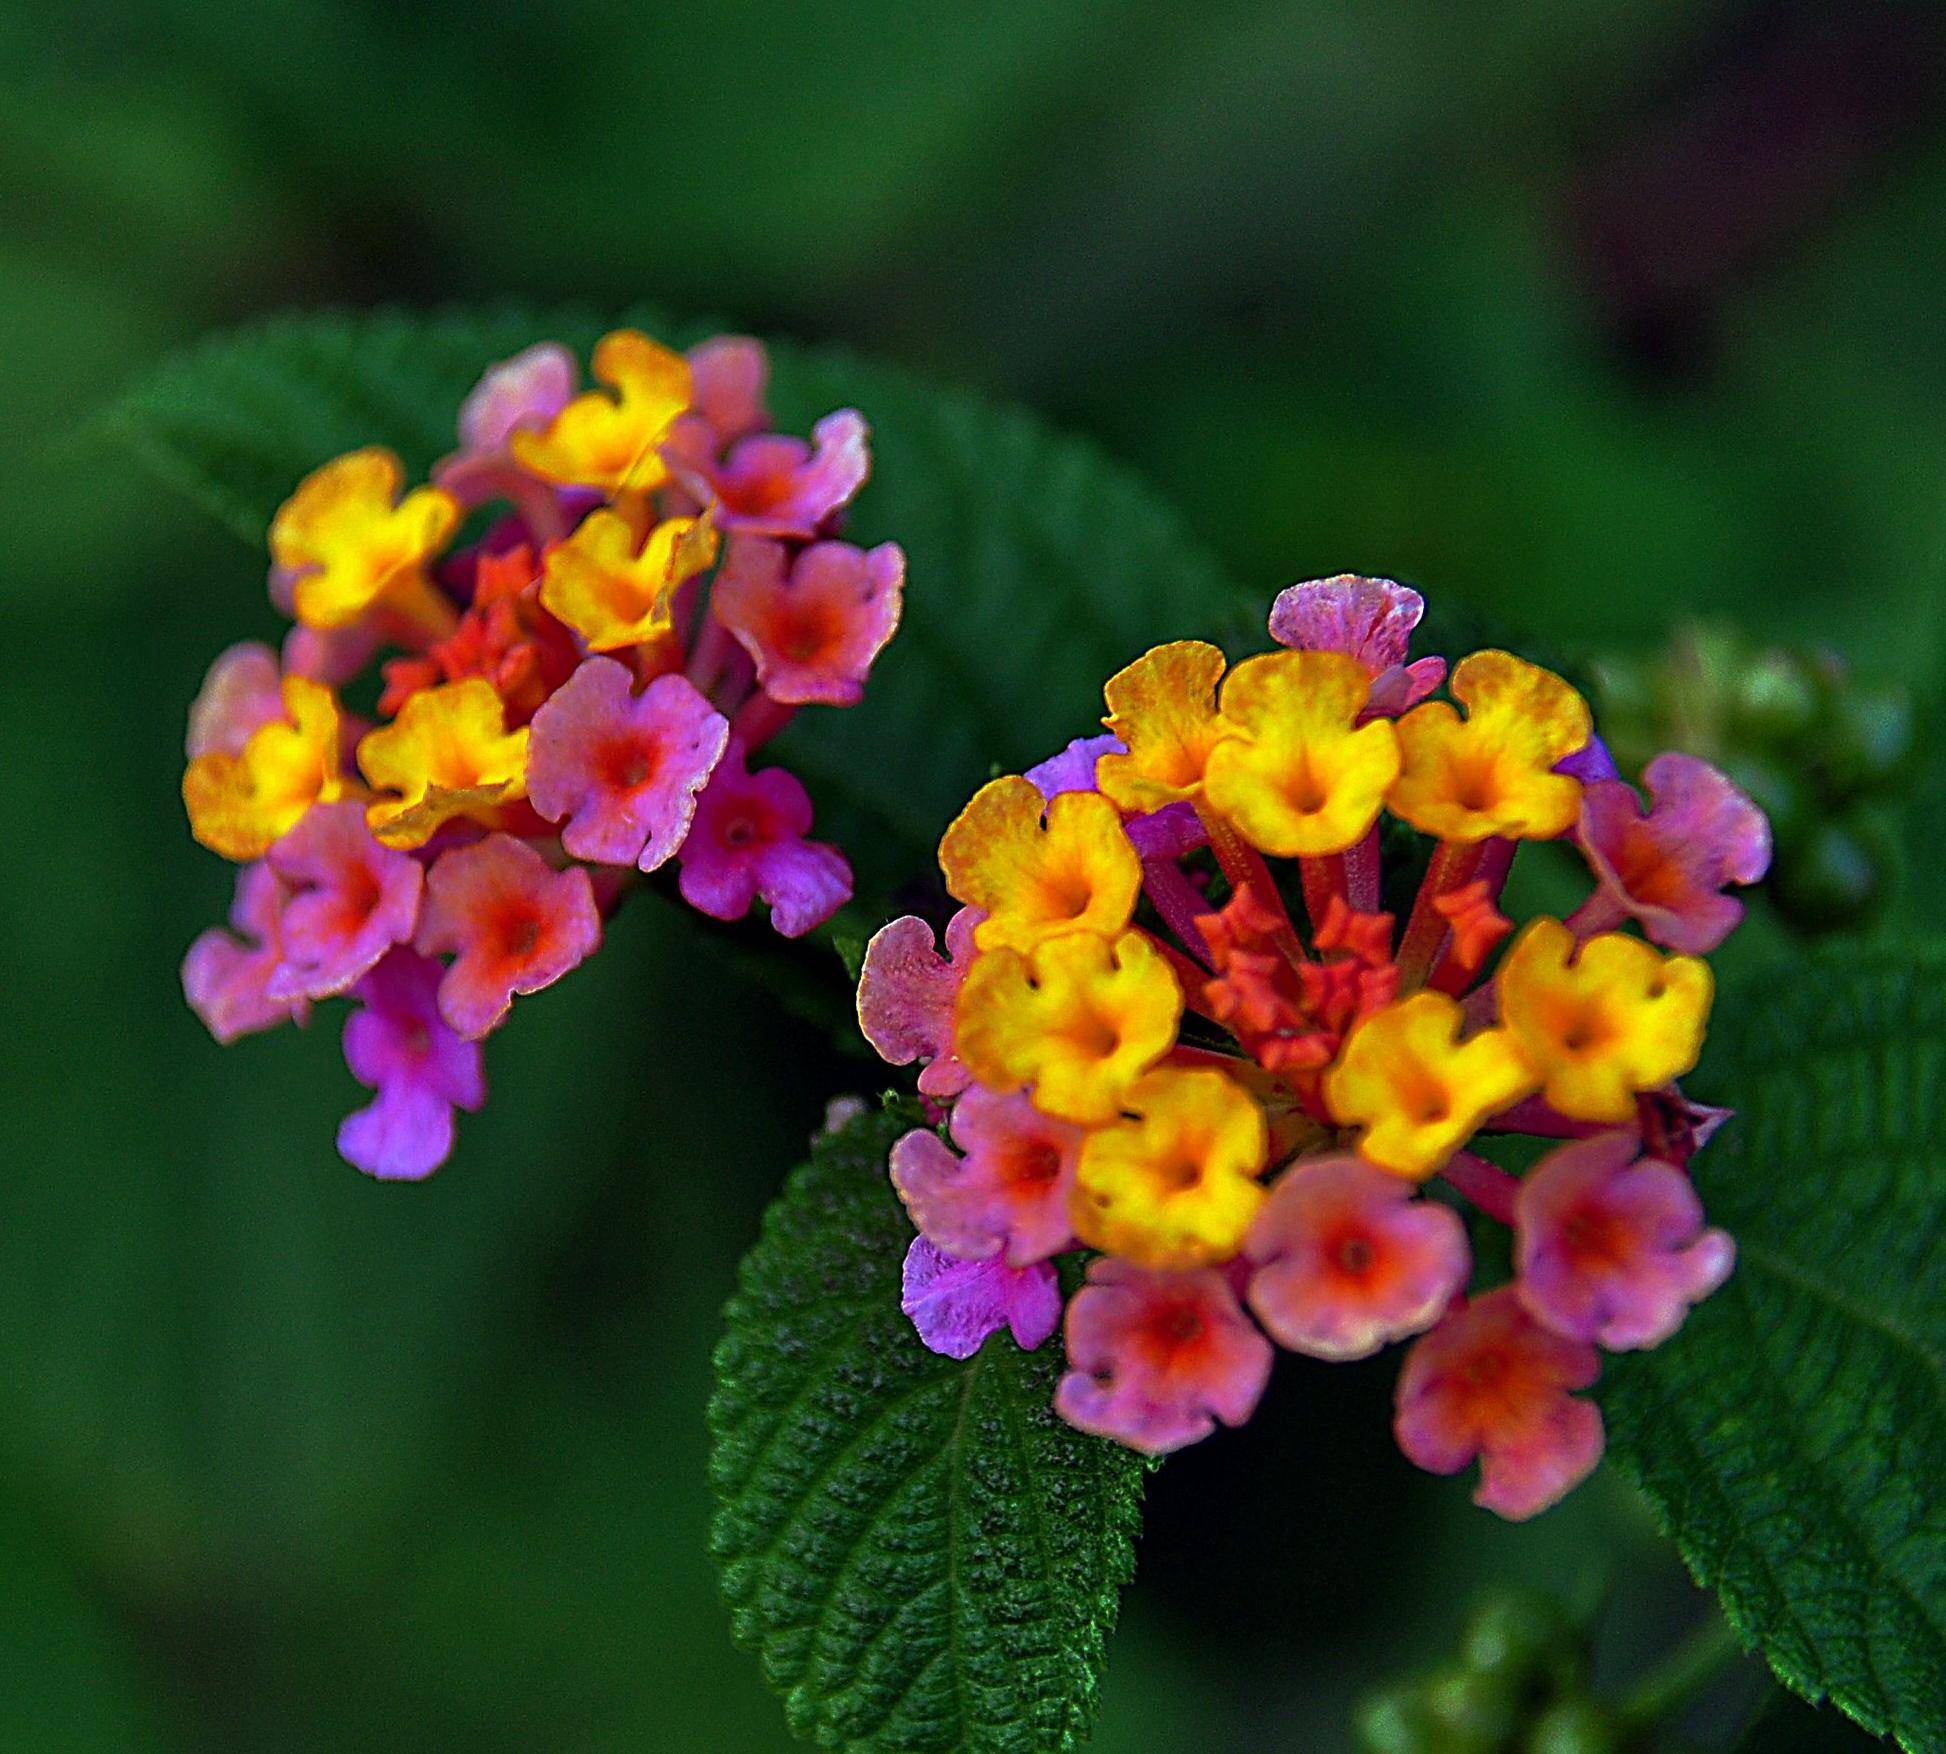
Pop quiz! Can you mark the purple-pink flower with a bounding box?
[265,798,423,1000]
[1515,1131,1735,1350]
[183,861,308,1043]
[712,536,904,706]
[675,411,871,540]
[185,641,286,759]
[1267,574,1446,717]
[456,342,577,459]
[337,948,486,1180]
[1393,1286,1604,1521]
[856,907,984,1098]
[526,657,729,869]
[1244,1155,1470,1360]
[1575,752,1772,953]
[890,1085,1081,1267]
[901,1236,1061,1360]
[1053,1259,1273,1455]
[415,833,602,1038]
[676,739,851,937]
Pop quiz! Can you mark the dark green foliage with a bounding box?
[708,1105,1149,1751]
[1602,946,1946,1751]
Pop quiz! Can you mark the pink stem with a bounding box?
[1298,854,1347,936]
[1565,887,1628,941]
[1440,1150,1519,1226]
[731,692,797,749]
[686,612,734,698]
[1480,1095,1602,1140]
[1343,825,1382,915]
[1397,840,1484,988]
[1142,857,1216,967]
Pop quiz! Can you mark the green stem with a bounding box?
[1619,1611,1744,1731]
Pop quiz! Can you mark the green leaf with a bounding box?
[1601,945,1946,1752]
[708,1104,1149,1752]
[107,303,1244,893]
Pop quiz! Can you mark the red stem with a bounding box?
[1198,804,1307,966]
[1440,1150,1520,1226]
[1343,825,1382,915]
[731,692,797,750]
[1397,840,1485,988]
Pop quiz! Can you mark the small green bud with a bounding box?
[1457,1588,1575,1687]
[1729,650,1821,747]
[1353,1684,1446,1754]
[1771,820,1887,932]
[1522,1697,1622,1754]
[1423,1660,1518,1750]
[1813,679,1915,800]
[1717,752,1811,848]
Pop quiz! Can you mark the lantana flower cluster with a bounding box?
[858,578,1766,1520]
[184,329,903,1179]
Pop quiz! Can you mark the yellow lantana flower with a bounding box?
[1071,1066,1268,1269]
[271,448,461,634]
[1388,651,1590,842]
[539,506,718,651]
[1324,990,1537,1179]
[1096,640,1227,813]
[939,776,1141,955]
[182,677,346,861]
[955,929,1182,1124]
[1202,649,1401,856]
[509,328,690,496]
[1497,918,1712,1122]
[358,679,529,849]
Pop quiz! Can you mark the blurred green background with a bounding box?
[4,0,1942,1747]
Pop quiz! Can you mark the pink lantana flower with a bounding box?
[684,336,771,449]
[526,657,729,869]
[712,536,904,706]
[186,641,286,759]
[1267,574,1446,717]
[415,834,602,1039]
[337,948,486,1181]
[1574,752,1772,953]
[1515,1131,1735,1351]
[1244,1156,1470,1361]
[1054,1260,1273,1456]
[265,799,423,1001]
[1394,1286,1604,1521]
[455,342,577,461]
[901,1236,1062,1361]
[183,862,307,1043]
[677,412,872,541]
[856,906,984,1098]
[890,1086,1082,1267]
[676,738,851,937]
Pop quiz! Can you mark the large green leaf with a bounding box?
[107,303,1243,894]
[1601,946,1946,1751]
[709,1104,1149,1751]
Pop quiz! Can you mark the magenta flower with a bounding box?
[1394,1286,1604,1521]
[456,342,577,458]
[673,411,871,540]
[1026,733,1124,798]
[901,1236,1061,1360]
[712,536,905,706]
[1267,574,1446,717]
[183,861,307,1043]
[337,948,486,1180]
[1515,1131,1735,1351]
[186,640,286,759]
[676,739,851,937]
[415,834,602,1039]
[526,657,729,869]
[1244,1156,1470,1361]
[1054,1259,1273,1455]
[1575,753,1772,953]
[890,1086,1082,1267]
[856,906,984,1098]
[264,799,423,1001]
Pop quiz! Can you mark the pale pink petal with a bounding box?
[457,343,578,455]
[266,798,423,1000]
[1054,1259,1272,1455]
[415,836,602,1039]
[186,641,285,759]
[890,1087,1080,1267]
[527,657,729,869]
[182,861,307,1043]
[1245,1155,1470,1360]
[713,536,904,706]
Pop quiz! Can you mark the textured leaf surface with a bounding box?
[1602,946,1946,1751]
[109,303,1243,894]
[709,1105,1148,1751]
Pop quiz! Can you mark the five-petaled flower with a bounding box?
[181,325,906,1177]
[865,575,1760,1523]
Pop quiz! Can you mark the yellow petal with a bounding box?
[1096,640,1228,812]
